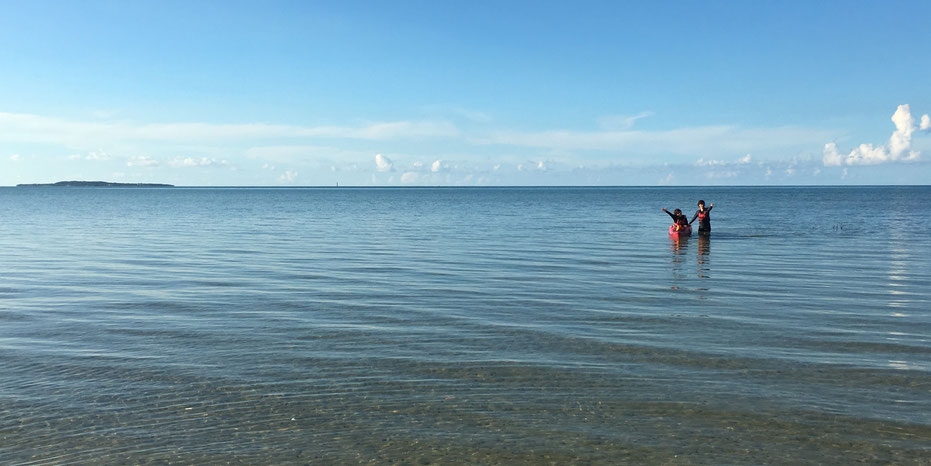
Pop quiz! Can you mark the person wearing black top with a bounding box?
[689,200,714,235]
[662,208,689,229]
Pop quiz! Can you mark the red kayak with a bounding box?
[669,224,692,238]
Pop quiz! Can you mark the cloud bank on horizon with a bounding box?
[2,104,929,186]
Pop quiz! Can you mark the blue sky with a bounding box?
[1,0,929,186]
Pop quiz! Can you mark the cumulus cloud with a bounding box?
[922,114,930,131]
[375,153,393,172]
[431,160,444,172]
[127,155,159,167]
[823,104,926,166]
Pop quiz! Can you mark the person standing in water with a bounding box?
[689,200,714,235]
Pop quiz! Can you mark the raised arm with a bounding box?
[662,208,675,219]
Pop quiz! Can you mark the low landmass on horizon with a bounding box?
[17,181,174,188]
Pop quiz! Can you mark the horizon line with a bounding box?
[7,183,931,189]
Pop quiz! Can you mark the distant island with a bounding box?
[17,181,174,188]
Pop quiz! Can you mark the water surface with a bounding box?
[0,186,928,464]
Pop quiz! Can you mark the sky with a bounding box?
[1,0,930,186]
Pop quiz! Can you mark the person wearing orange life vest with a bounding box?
[689,200,714,235]
[662,208,689,231]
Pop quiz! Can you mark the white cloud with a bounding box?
[517,160,548,172]
[695,158,727,166]
[246,145,328,161]
[400,172,419,183]
[375,153,393,172]
[299,121,459,140]
[823,104,924,166]
[921,114,930,131]
[695,154,752,173]
[597,111,654,130]
[9,154,21,161]
[0,112,459,149]
[68,151,111,161]
[431,159,443,172]
[889,105,916,157]
[169,156,229,168]
[422,105,493,123]
[279,170,297,183]
[127,155,159,167]
[480,125,832,156]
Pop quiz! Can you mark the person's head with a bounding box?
[697,200,705,208]
[673,208,682,216]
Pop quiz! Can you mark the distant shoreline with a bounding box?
[16,181,174,188]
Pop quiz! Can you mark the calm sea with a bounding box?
[0,186,928,464]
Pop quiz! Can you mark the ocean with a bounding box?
[0,186,928,464]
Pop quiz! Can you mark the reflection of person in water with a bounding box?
[697,234,710,278]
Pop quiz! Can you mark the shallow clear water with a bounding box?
[0,186,928,464]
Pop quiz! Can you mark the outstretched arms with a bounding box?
[689,203,714,225]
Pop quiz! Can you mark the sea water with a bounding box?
[0,186,928,464]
